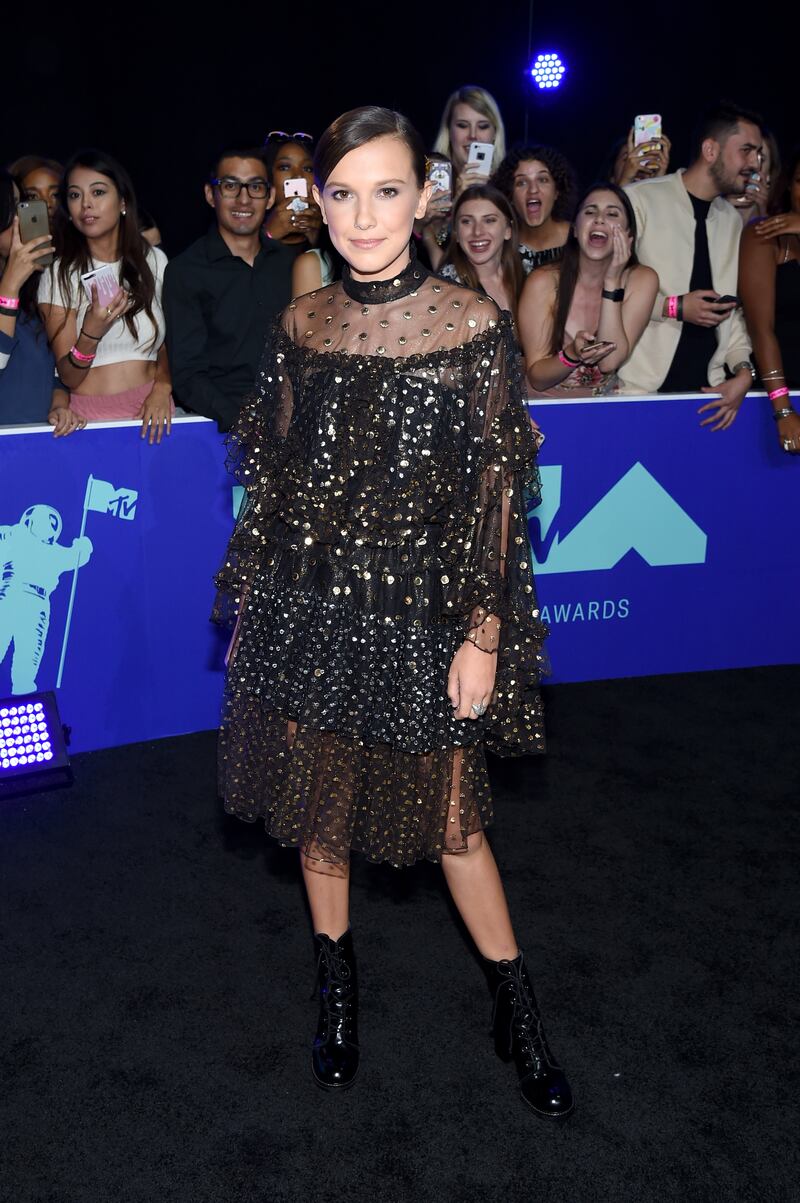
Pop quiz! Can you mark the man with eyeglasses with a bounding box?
[163,146,298,431]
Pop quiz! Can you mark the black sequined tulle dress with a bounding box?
[213,255,548,870]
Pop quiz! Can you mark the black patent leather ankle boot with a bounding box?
[485,950,574,1120]
[311,930,359,1089]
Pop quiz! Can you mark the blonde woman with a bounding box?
[421,86,507,268]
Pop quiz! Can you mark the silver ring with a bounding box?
[471,702,487,716]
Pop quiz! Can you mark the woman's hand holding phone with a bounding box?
[265,199,323,243]
[567,330,616,365]
[0,217,54,295]
[418,190,452,225]
[82,283,133,340]
[617,129,671,186]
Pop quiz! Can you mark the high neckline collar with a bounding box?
[341,246,427,303]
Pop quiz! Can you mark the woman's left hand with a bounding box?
[48,403,86,437]
[448,641,497,721]
[754,212,800,240]
[138,385,172,444]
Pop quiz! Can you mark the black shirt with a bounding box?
[163,226,297,430]
[660,193,718,393]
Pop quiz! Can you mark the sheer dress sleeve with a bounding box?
[212,311,297,628]
[436,306,549,755]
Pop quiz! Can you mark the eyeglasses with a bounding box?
[265,130,314,145]
[211,177,270,199]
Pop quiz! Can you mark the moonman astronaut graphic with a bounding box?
[0,506,93,694]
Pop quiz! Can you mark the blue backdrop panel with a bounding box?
[530,393,798,682]
[0,394,796,755]
[1,420,232,754]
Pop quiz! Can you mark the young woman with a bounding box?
[439,184,523,319]
[740,146,800,454]
[9,156,63,219]
[493,145,576,277]
[263,132,323,250]
[37,150,172,441]
[0,169,81,433]
[420,86,507,269]
[520,183,658,396]
[214,106,573,1120]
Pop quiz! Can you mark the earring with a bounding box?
[121,209,127,217]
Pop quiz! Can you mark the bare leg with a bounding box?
[301,855,351,939]
[440,831,519,960]
[287,719,351,940]
[439,752,518,960]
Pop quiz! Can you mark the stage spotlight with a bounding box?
[0,691,72,799]
[530,52,567,90]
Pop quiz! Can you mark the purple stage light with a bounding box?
[0,691,72,798]
[530,52,567,90]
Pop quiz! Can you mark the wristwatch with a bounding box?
[731,360,756,381]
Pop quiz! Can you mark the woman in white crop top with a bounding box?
[38,150,173,441]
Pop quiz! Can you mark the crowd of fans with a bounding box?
[1,90,799,453]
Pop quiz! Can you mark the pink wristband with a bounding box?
[0,294,20,310]
[768,387,790,402]
[558,349,579,369]
[69,344,96,363]
[667,295,679,320]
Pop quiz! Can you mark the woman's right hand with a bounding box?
[417,191,453,227]
[0,217,53,293]
[82,283,132,340]
[567,330,616,365]
[453,164,492,199]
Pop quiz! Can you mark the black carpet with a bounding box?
[2,667,798,1203]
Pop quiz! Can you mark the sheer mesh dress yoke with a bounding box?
[214,253,548,873]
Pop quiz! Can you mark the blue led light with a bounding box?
[0,693,61,784]
[530,52,567,90]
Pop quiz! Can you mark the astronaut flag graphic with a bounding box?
[0,507,93,696]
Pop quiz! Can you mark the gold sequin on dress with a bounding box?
[213,254,548,872]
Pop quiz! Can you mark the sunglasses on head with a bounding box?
[265,130,314,145]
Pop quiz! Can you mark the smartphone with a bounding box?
[17,200,54,267]
[467,142,494,177]
[716,295,740,306]
[427,160,452,195]
[633,114,662,147]
[283,177,308,199]
[80,263,121,306]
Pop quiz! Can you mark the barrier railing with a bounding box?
[1,393,796,753]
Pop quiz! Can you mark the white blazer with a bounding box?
[618,171,751,393]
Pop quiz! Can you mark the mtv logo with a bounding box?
[86,477,138,521]
[529,462,707,575]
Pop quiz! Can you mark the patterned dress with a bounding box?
[214,254,548,871]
